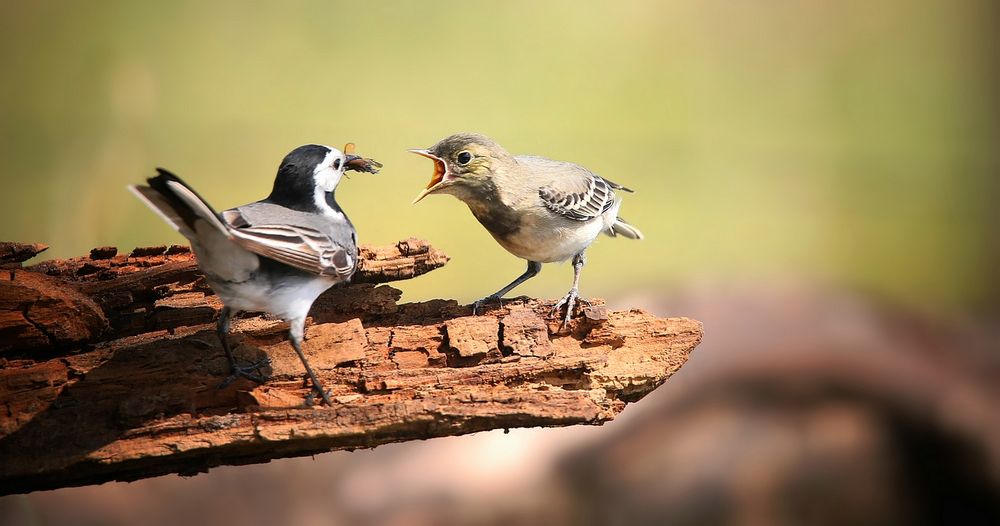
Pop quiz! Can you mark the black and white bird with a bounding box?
[130,144,379,405]
[410,133,643,326]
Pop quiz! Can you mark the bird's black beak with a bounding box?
[343,143,382,174]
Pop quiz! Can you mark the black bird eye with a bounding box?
[333,158,342,170]
[457,151,472,165]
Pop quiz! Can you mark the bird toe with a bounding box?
[472,295,501,315]
[304,387,334,407]
[551,288,580,327]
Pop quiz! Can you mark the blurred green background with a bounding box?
[0,0,996,312]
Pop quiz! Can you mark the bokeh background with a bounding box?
[0,1,997,525]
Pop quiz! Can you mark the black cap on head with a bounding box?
[267,144,333,208]
[279,144,333,173]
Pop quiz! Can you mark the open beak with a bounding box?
[408,148,448,204]
[343,142,382,174]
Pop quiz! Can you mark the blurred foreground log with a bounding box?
[0,239,701,495]
[555,284,1000,525]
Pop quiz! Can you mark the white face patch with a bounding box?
[313,146,346,193]
[312,145,347,218]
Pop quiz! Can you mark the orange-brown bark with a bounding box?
[0,239,701,495]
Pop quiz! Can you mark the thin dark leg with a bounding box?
[551,252,586,326]
[290,318,332,406]
[218,306,235,363]
[217,306,269,388]
[473,260,542,314]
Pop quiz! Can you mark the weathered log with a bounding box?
[4,238,449,351]
[0,242,47,266]
[0,239,702,495]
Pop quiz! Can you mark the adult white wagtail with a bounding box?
[409,133,642,325]
[130,144,380,405]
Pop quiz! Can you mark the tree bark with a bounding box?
[0,239,701,495]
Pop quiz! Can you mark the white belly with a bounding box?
[211,274,338,322]
[495,214,605,263]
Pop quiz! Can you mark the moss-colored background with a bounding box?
[1,0,996,311]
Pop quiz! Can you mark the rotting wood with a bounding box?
[0,239,702,495]
[0,242,48,266]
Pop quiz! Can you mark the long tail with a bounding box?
[129,168,230,239]
[605,216,644,240]
[130,169,263,284]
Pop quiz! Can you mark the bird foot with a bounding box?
[472,295,503,315]
[304,386,334,407]
[218,356,271,388]
[550,288,581,327]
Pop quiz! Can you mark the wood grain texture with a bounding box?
[0,239,701,495]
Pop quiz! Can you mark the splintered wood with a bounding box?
[0,238,701,495]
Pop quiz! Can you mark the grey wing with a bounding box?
[221,208,356,278]
[529,157,631,222]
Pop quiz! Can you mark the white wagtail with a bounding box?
[130,144,380,405]
[410,133,642,325]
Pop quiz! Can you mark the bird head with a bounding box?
[409,133,512,204]
[268,144,379,208]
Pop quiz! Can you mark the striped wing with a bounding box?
[223,211,355,278]
[538,170,632,222]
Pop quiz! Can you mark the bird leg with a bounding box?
[473,260,542,314]
[289,318,333,406]
[217,307,270,388]
[551,252,586,326]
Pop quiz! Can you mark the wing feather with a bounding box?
[223,211,355,278]
[539,171,620,222]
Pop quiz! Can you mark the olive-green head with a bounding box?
[409,132,513,204]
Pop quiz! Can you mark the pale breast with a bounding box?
[211,273,338,321]
[492,209,605,263]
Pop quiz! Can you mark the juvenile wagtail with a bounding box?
[130,144,380,405]
[410,133,642,325]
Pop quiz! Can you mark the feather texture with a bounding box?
[526,156,629,223]
[133,170,356,279]
[223,210,355,278]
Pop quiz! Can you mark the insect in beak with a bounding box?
[343,142,382,174]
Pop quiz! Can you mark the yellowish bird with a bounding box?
[410,133,643,324]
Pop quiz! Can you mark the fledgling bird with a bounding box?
[129,144,380,405]
[410,133,642,325]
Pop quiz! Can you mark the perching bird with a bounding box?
[410,133,642,325]
[129,144,380,405]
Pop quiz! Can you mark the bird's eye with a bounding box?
[333,158,342,170]
[456,151,472,165]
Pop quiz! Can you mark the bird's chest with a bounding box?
[490,208,603,263]
[467,199,522,238]
[209,265,338,321]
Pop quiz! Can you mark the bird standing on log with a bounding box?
[130,144,381,405]
[410,133,642,325]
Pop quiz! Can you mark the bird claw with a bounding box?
[550,288,580,327]
[304,386,334,407]
[218,356,271,388]
[472,295,502,315]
